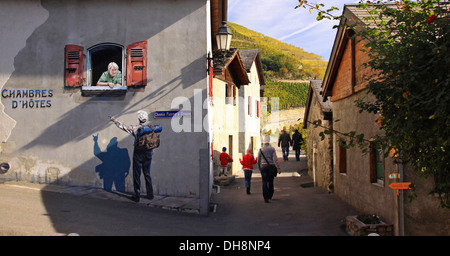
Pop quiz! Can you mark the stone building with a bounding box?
[303,80,333,192]
[305,4,449,235]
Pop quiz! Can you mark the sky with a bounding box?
[228,0,358,60]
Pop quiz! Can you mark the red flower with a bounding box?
[427,14,436,24]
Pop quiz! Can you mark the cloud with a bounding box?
[278,21,321,41]
[228,0,356,59]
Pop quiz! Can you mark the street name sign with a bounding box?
[154,110,191,118]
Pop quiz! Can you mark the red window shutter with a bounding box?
[257,100,260,117]
[64,45,84,87]
[208,54,214,106]
[126,41,147,87]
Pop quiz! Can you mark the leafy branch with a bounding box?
[307,120,387,155]
[297,0,450,208]
[295,1,341,21]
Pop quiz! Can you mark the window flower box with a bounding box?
[346,215,394,236]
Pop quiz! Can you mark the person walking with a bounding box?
[110,110,162,202]
[219,147,233,176]
[278,129,292,161]
[292,129,304,161]
[239,148,257,195]
[258,136,281,203]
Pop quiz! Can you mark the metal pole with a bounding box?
[398,159,405,236]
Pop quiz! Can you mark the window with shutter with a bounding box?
[65,45,84,87]
[87,43,124,87]
[256,100,260,118]
[126,41,148,87]
[248,96,252,116]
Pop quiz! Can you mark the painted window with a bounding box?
[87,43,124,87]
[64,41,147,89]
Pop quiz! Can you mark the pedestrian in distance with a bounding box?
[278,129,292,161]
[219,147,233,176]
[258,135,281,203]
[239,148,257,195]
[292,129,304,161]
[110,110,162,202]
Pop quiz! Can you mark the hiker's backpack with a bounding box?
[136,125,161,150]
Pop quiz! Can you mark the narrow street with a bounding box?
[0,147,358,237]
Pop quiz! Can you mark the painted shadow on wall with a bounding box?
[93,135,130,192]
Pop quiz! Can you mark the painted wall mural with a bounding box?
[1,89,53,109]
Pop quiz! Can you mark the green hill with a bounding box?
[229,22,327,80]
[229,22,324,109]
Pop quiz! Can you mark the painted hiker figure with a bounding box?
[110,110,162,202]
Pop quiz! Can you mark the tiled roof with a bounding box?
[238,49,259,72]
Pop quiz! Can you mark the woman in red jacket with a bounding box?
[240,148,257,194]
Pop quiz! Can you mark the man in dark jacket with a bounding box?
[278,130,292,161]
[292,129,304,161]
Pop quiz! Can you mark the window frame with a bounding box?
[225,83,236,105]
[85,42,125,88]
[248,96,252,116]
[64,41,148,96]
[338,141,347,174]
[370,143,385,185]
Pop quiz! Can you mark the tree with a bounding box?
[296,0,450,208]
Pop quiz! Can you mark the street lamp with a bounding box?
[216,21,232,52]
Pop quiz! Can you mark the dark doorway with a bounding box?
[88,43,123,86]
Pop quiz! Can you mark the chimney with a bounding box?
[211,0,219,51]
[211,0,229,51]
[222,0,227,22]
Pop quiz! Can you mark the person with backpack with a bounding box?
[110,110,162,202]
[239,148,257,195]
[278,129,292,161]
[292,129,304,161]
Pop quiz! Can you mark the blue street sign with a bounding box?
[154,110,191,118]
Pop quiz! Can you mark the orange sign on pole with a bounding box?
[389,182,411,196]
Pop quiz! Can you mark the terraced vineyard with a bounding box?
[230,22,327,80]
[263,79,309,109]
[229,22,324,109]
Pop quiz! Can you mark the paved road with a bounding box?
[0,150,358,236]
